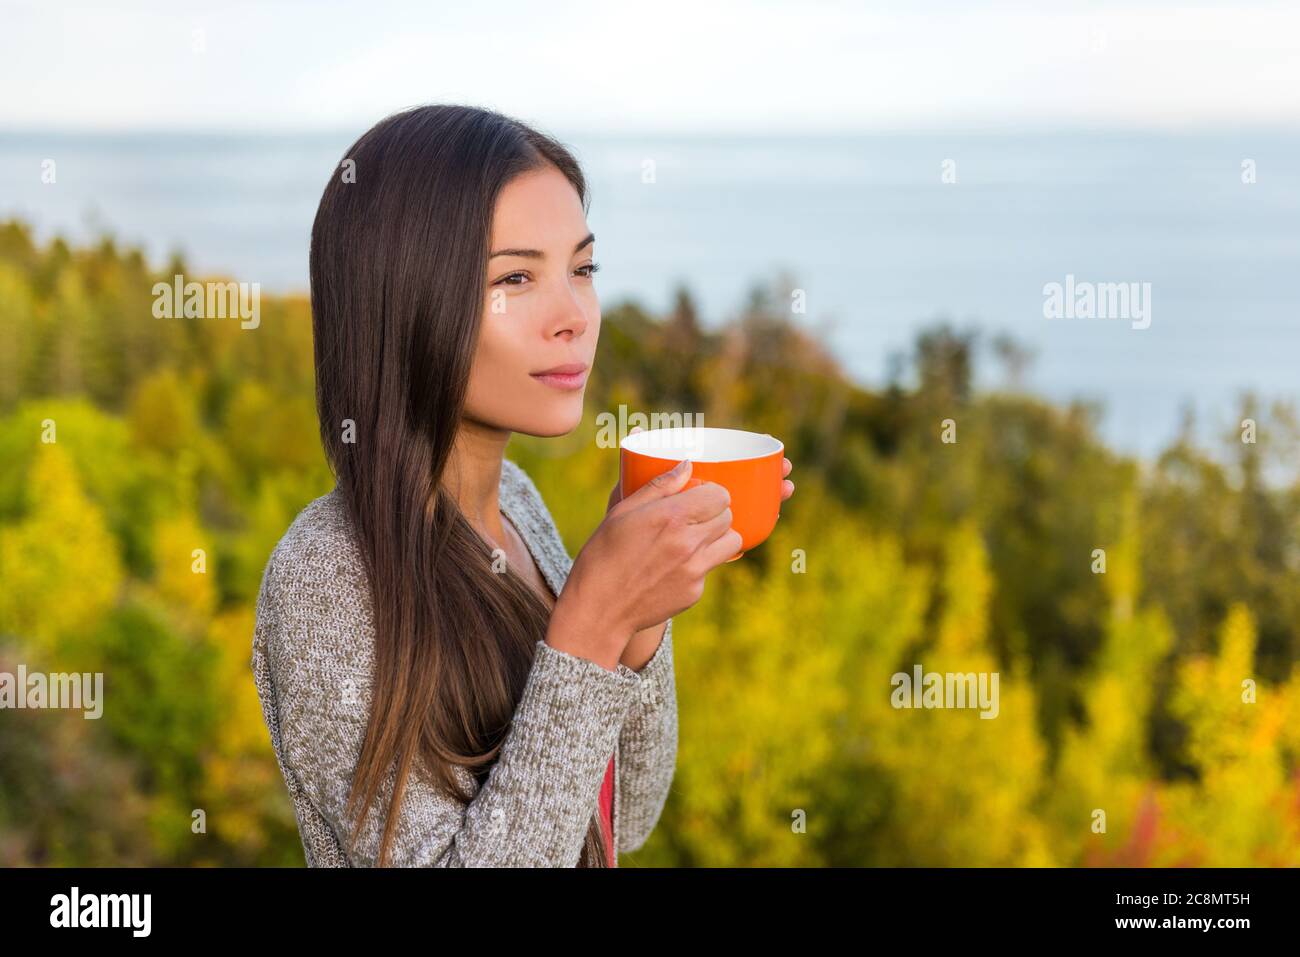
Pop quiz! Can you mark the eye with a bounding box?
[576,261,601,279]
[494,271,530,286]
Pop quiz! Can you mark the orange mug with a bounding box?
[619,427,785,561]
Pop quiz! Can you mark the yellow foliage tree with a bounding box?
[152,512,217,623]
[195,609,297,862]
[127,367,200,456]
[873,521,1052,865]
[1050,490,1174,864]
[0,441,122,658]
[1162,603,1300,865]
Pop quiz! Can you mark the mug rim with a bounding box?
[619,426,784,463]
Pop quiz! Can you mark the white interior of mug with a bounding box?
[620,427,783,462]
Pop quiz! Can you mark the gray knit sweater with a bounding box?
[250,457,678,867]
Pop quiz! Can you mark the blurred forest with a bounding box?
[1,219,1298,866]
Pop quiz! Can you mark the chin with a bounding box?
[517,400,585,438]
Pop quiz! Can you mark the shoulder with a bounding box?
[259,488,366,600]
[253,488,374,667]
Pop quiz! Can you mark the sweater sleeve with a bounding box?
[615,616,679,852]
[496,457,681,855]
[253,538,644,867]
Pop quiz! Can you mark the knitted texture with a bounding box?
[250,457,678,867]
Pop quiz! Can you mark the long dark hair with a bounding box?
[309,105,609,867]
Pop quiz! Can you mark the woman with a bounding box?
[251,105,795,867]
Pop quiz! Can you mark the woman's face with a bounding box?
[463,164,600,438]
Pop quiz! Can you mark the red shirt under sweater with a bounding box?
[599,753,615,866]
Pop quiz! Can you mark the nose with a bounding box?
[543,277,592,340]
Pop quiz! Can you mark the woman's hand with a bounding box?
[549,456,741,671]
[578,426,797,671]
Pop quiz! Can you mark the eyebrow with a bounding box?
[489,232,594,260]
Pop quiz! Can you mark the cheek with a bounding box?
[466,320,529,403]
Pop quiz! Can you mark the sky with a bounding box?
[2,0,1298,134]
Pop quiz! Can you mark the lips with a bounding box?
[531,363,588,376]
[530,363,589,391]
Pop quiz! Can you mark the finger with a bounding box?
[782,457,791,477]
[670,479,732,523]
[781,479,794,501]
[688,504,734,548]
[696,526,744,568]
